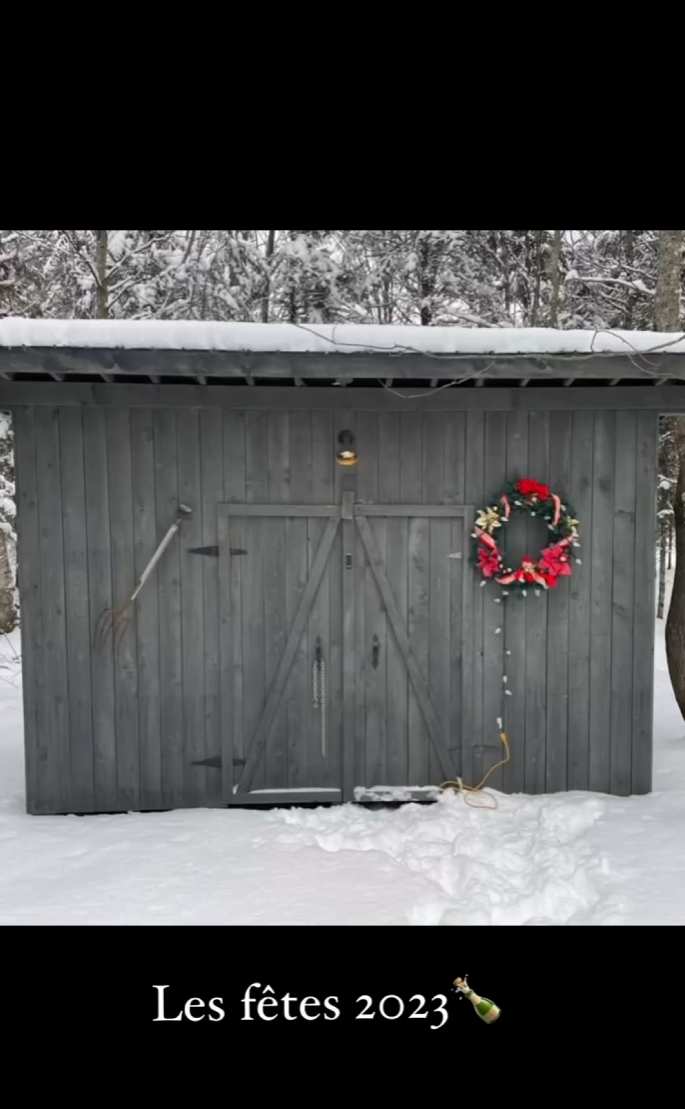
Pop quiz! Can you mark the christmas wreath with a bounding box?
[471,479,581,595]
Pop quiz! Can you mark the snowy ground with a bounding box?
[1,593,685,925]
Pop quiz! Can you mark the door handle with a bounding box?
[372,635,381,671]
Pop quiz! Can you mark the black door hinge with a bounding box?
[188,547,248,558]
[191,757,246,770]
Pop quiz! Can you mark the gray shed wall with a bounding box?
[14,402,657,814]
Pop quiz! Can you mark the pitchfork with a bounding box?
[95,504,193,657]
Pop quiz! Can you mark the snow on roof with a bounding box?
[0,318,684,357]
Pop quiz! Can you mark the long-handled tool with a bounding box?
[95,503,193,657]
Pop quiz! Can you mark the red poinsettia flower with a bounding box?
[517,479,551,500]
[539,544,572,577]
[540,571,559,589]
[478,546,502,578]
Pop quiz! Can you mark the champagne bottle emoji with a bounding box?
[454,977,501,1024]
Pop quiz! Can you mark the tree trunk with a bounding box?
[95,229,109,319]
[669,519,674,570]
[549,229,564,327]
[261,230,276,323]
[656,231,684,332]
[0,529,16,633]
[419,234,434,326]
[531,230,543,326]
[625,230,636,328]
[182,229,198,265]
[658,521,667,619]
[660,230,685,717]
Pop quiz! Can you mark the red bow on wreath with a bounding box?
[497,559,549,589]
[517,479,551,500]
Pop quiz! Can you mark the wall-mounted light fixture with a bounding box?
[336,430,359,467]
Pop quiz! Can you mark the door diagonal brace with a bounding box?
[237,515,341,794]
[355,515,458,782]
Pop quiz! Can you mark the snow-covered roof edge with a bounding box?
[0,319,684,357]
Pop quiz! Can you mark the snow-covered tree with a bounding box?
[563,231,662,330]
[341,230,495,326]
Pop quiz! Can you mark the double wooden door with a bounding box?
[218,498,472,804]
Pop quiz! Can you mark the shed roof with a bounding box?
[1,318,685,357]
[1,319,684,387]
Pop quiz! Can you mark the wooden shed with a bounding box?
[1,319,683,816]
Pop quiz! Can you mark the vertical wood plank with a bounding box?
[429,517,452,784]
[353,420,368,788]
[287,412,312,789]
[567,412,594,791]
[224,411,247,505]
[402,414,429,786]
[309,406,334,507]
[449,516,465,774]
[154,409,184,808]
[463,410,486,788]
[407,517,430,786]
[400,414,424,504]
[177,410,206,807]
[14,409,44,814]
[218,506,233,802]
[610,412,637,796]
[444,411,466,505]
[309,411,334,788]
[546,411,573,793]
[223,411,246,798]
[503,410,529,793]
[265,412,290,788]
[589,411,616,793]
[445,412,466,778]
[244,412,268,791]
[330,409,353,792]
[359,413,385,785]
[106,409,140,811]
[200,409,224,805]
[480,412,507,788]
[380,412,408,786]
[84,407,116,812]
[422,410,446,508]
[59,408,93,812]
[524,411,550,794]
[424,412,449,785]
[35,408,71,812]
[342,496,356,800]
[130,409,162,810]
[632,411,658,794]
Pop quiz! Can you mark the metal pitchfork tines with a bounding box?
[95,504,193,657]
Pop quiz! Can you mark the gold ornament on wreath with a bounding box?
[471,478,581,596]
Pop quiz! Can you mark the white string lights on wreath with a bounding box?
[441,478,582,809]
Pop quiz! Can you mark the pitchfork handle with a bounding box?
[130,519,182,603]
